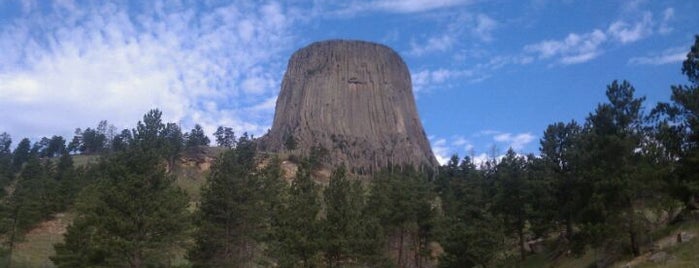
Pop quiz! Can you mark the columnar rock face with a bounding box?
[261,40,438,173]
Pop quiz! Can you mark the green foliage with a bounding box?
[436,156,504,268]
[163,122,184,169]
[269,161,322,267]
[540,121,584,240]
[0,132,12,184]
[650,35,699,208]
[493,149,536,261]
[575,80,650,258]
[51,148,191,268]
[213,126,236,148]
[11,138,31,173]
[366,167,435,267]
[188,135,283,267]
[186,124,210,148]
[321,166,369,267]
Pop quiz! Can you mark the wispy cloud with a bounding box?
[607,12,653,44]
[429,131,536,165]
[409,35,456,56]
[410,53,532,93]
[473,14,498,42]
[629,46,686,65]
[492,132,536,150]
[334,0,474,15]
[0,1,295,139]
[408,12,497,56]
[658,7,674,35]
[524,8,667,65]
[524,29,607,65]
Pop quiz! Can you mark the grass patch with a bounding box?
[10,213,74,268]
[627,220,699,268]
[516,248,597,268]
[71,154,99,167]
[173,164,208,203]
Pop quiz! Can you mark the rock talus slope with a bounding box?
[261,40,438,173]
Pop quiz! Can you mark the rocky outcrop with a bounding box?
[260,40,438,173]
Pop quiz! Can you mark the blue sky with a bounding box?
[0,0,697,164]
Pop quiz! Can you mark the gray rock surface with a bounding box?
[261,40,438,173]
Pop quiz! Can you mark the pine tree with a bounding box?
[269,161,322,267]
[0,132,12,184]
[213,126,236,148]
[11,138,30,173]
[650,35,699,210]
[51,148,190,268]
[436,156,504,268]
[366,167,434,267]
[540,121,584,241]
[493,149,533,261]
[321,166,366,267]
[580,80,647,257]
[185,124,210,148]
[188,136,277,267]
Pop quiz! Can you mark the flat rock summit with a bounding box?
[261,40,438,173]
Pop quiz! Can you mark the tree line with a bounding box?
[0,35,696,267]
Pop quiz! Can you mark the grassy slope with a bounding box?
[515,220,699,268]
[7,149,219,268]
[10,213,73,268]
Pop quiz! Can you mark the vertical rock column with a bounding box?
[262,40,438,173]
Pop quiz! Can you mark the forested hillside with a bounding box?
[0,36,697,267]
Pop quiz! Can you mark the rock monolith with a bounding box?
[261,40,438,173]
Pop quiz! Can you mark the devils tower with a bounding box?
[261,40,438,173]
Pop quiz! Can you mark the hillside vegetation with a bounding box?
[0,36,697,267]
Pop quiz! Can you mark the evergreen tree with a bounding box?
[5,154,59,266]
[269,161,322,267]
[80,128,107,154]
[213,126,236,148]
[540,121,584,241]
[185,124,210,148]
[163,123,184,169]
[51,148,190,267]
[134,109,165,150]
[321,167,366,267]
[111,129,133,152]
[436,156,505,268]
[493,149,533,261]
[189,136,277,267]
[0,132,12,182]
[650,35,699,209]
[366,167,434,267]
[579,80,647,257]
[45,135,67,158]
[11,138,30,173]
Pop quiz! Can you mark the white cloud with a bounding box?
[377,0,472,13]
[0,1,294,140]
[524,8,668,65]
[658,7,674,35]
[474,14,497,42]
[408,35,455,56]
[493,132,536,150]
[429,131,536,166]
[524,29,607,65]
[607,12,653,44]
[411,68,476,93]
[430,138,451,165]
[629,46,686,65]
[345,0,474,14]
[408,12,497,57]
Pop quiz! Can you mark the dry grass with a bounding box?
[10,213,73,268]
